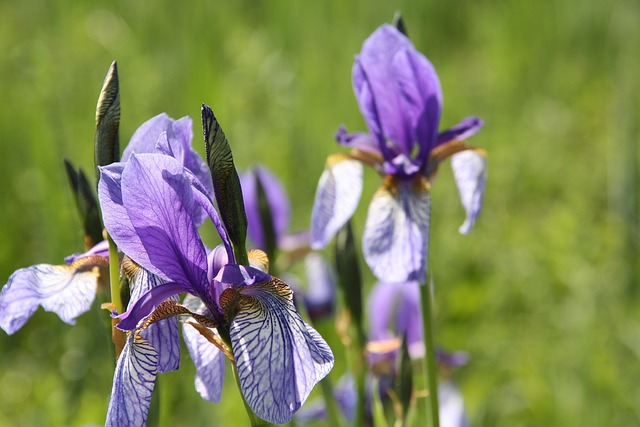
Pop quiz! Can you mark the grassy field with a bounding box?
[1,0,639,426]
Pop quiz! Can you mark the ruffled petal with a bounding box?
[0,258,105,334]
[120,154,209,293]
[226,279,334,424]
[182,295,225,403]
[363,179,431,283]
[128,264,180,373]
[106,333,158,427]
[451,150,487,234]
[310,157,363,249]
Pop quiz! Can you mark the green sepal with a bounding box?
[201,103,248,265]
[63,159,103,250]
[94,60,120,183]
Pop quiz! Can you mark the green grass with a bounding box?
[1,0,639,425]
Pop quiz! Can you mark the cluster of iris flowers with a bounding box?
[0,17,486,427]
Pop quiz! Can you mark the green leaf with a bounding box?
[94,60,120,183]
[63,159,103,249]
[201,103,248,264]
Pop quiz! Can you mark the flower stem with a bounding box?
[419,281,440,427]
[107,234,123,314]
[231,362,273,427]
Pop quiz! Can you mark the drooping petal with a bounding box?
[223,279,334,424]
[106,333,158,427]
[310,156,363,249]
[120,154,209,293]
[451,150,487,234]
[436,117,484,147]
[182,295,225,403]
[353,24,442,171]
[362,178,431,283]
[0,258,105,334]
[126,261,180,373]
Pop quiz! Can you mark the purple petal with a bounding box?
[120,154,209,293]
[363,179,431,283]
[128,266,180,373]
[182,295,225,403]
[439,381,469,427]
[64,239,109,264]
[116,282,186,331]
[214,264,271,287]
[121,113,174,160]
[241,165,291,250]
[302,253,336,322]
[335,126,381,155]
[451,150,487,234]
[0,259,103,334]
[436,117,484,147]
[106,333,158,427]
[230,280,334,424]
[310,157,363,249]
[354,25,442,170]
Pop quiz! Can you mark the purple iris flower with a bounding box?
[311,24,487,283]
[99,152,333,425]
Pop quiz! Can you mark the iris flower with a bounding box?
[99,151,333,425]
[311,24,487,283]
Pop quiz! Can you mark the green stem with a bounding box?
[320,376,346,427]
[419,282,439,427]
[232,362,273,427]
[107,234,123,314]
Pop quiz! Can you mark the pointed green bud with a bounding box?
[392,12,408,37]
[334,221,364,339]
[254,168,278,264]
[64,159,103,250]
[94,60,120,183]
[397,336,414,421]
[201,103,248,265]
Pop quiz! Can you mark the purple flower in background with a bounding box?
[311,24,487,283]
[99,152,333,425]
[0,240,109,334]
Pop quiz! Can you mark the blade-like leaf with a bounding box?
[94,61,120,182]
[201,104,247,263]
[64,159,103,249]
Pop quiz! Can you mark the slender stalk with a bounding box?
[231,362,273,427]
[108,234,123,313]
[419,282,439,427]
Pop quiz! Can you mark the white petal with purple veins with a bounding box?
[363,179,431,283]
[183,321,225,403]
[451,150,487,234]
[229,280,334,424]
[106,333,158,427]
[311,157,363,249]
[0,260,102,334]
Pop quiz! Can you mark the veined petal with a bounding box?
[310,156,363,249]
[451,150,487,234]
[121,154,209,293]
[106,333,158,427]
[363,178,431,283]
[0,258,105,334]
[223,279,334,424]
[126,262,180,373]
[182,295,225,403]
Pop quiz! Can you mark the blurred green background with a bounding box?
[1,0,639,426]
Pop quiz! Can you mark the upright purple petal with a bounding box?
[362,178,431,283]
[0,258,105,334]
[106,333,158,427]
[120,154,209,293]
[310,157,363,249]
[241,165,291,250]
[227,279,334,424]
[354,24,442,171]
[451,150,487,234]
[182,295,225,403]
[121,113,175,161]
[128,265,180,373]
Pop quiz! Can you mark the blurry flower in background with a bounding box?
[311,24,487,283]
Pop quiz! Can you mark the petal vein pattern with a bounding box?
[311,157,363,249]
[106,333,158,427]
[229,280,334,424]
[363,179,431,283]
